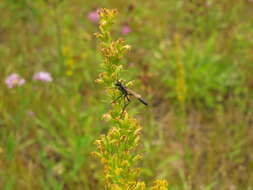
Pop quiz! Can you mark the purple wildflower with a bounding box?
[33,71,52,82]
[87,10,99,23]
[5,73,25,88]
[121,25,131,35]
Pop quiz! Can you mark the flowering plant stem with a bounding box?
[94,8,168,190]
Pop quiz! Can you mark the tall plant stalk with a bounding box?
[93,8,168,190]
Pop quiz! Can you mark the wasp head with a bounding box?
[115,81,122,87]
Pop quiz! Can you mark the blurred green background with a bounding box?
[1,0,253,189]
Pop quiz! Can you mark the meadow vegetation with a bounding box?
[0,1,253,190]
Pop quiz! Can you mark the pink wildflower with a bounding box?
[87,10,99,23]
[121,25,131,35]
[33,71,52,82]
[5,73,25,88]
[27,110,35,117]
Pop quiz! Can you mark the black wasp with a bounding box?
[113,81,148,114]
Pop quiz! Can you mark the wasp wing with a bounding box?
[126,88,148,106]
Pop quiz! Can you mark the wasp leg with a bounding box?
[125,94,131,102]
[112,94,123,104]
[121,95,131,117]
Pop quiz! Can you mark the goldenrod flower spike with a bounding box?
[93,8,168,190]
